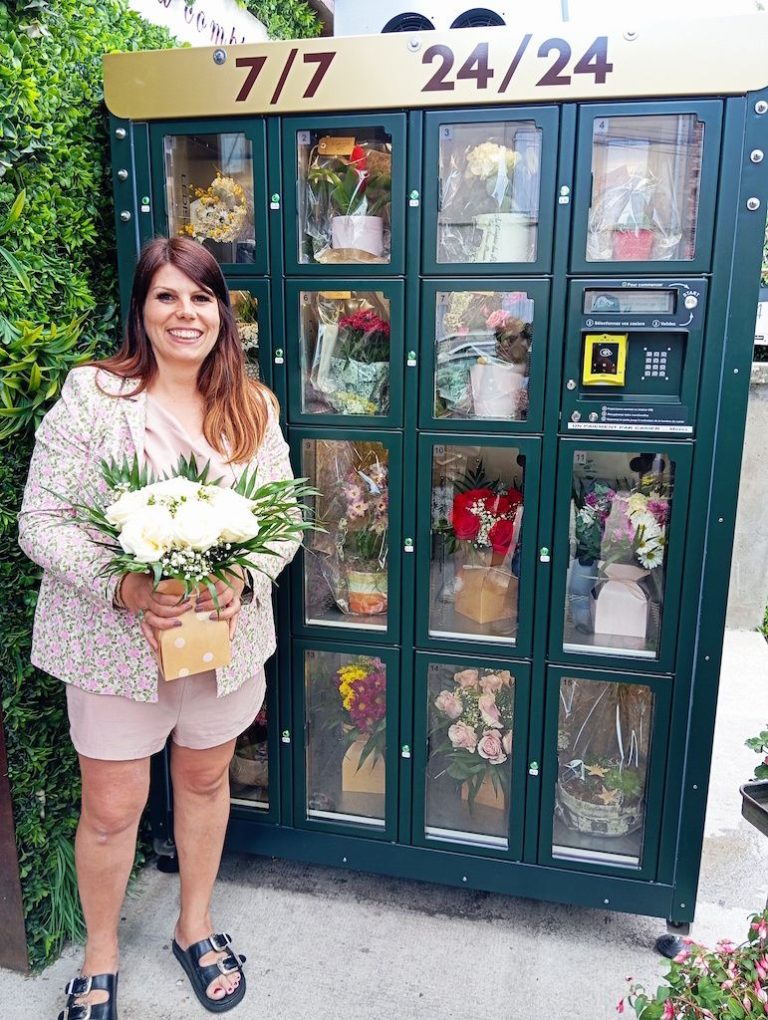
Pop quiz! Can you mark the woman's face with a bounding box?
[143,263,221,373]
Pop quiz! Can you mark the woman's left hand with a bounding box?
[195,572,246,639]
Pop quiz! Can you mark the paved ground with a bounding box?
[2,630,766,1020]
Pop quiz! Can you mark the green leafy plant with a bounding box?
[187,0,322,39]
[620,909,768,1019]
[0,0,175,971]
[745,728,768,781]
[0,315,92,439]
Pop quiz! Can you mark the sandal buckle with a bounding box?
[65,976,92,997]
[217,955,239,975]
[62,1007,92,1020]
[209,933,231,952]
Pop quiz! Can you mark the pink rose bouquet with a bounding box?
[431,666,514,809]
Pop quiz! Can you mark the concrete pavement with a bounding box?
[1,630,766,1020]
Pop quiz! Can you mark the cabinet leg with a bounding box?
[655,920,690,958]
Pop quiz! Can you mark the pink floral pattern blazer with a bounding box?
[18,366,299,702]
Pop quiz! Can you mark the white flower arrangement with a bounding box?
[181,173,249,245]
[54,455,315,600]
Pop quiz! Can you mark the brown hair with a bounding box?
[94,236,275,463]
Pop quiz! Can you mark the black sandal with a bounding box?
[172,932,246,1014]
[57,973,118,1020]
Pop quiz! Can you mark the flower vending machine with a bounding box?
[104,14,768,931]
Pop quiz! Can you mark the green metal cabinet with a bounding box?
[108,33,768,928]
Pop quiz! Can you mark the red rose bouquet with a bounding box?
[450,486,523,561]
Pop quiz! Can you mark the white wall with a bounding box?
[128,0,267,46]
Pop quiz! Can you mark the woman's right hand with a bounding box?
[119,573,193,653]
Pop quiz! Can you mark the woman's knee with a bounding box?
[80,790,146,842]
[79,757,150,840]
[173,761,230,799]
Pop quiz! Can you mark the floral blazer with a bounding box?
[18,366,299,702]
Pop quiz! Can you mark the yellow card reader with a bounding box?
[582,333,628,386]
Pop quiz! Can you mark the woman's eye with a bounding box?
[193,294,212,303]
[156,292,174,301]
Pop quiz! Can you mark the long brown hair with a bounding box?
[95,236,275,463]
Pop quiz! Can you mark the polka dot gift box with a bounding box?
[156,579,231,680]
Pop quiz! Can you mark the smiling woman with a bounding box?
[18,237,300,1018]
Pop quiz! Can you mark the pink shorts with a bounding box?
[66,668,266,761]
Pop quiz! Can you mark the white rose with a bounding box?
[212,488,260,543]
[172,501,222,551]
[143,476,202,502]
[105,488,150,528]
[118,505,175,562]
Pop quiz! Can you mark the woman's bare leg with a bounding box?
[74,754,151,1008]
[171,738,241,1002]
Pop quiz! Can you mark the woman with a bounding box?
[18,237,299,1018]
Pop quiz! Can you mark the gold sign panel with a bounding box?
[104,15,768,121]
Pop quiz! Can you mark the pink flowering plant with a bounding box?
[619,908,768,1019]
[431,667,514,809]
[335,458,388,569]
[335,656,387,768]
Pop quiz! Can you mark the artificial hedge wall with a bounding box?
[0,0,319,970]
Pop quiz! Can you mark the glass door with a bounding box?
[411,652,529,859]
[285,280,405,428]
[419,279,549,432]
[570,102,722,274]
[227,279,271,388]
[538,667,671,878]
[415,434,541,656]
[294,641,399,840]
[282,114,407,275]
[549,440,692,672]
[150,119,269,276]
[291,429,402,644]
[422,107,559,275]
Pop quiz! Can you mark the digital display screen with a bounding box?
[583,289,676,315]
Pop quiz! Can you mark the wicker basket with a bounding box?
[230,744,269,787]
[558,782,643,838]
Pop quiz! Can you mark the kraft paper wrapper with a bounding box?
[342,737,385,796]
[455,567,517,626]
[157,579,231,681]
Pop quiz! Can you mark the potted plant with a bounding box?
[324,306,390,415]
[230,708,269,788]
[593,480,670,642]
[741,726,768,838]
[568,479,615,635]
[619,908,768,1018]
[307,143,391,258]
[431,667,514,813]
[334,458,389,616]
[461,141,531,263]
[557,680,651,839]
[232,291,260,378]
[470,310,531,419]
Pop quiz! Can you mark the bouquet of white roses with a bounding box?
[57,455,315,678]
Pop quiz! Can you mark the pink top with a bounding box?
[143,393,237,483]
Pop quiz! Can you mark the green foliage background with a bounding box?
[0,0,318,970]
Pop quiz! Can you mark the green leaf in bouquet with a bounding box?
[99,453,156,493]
